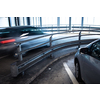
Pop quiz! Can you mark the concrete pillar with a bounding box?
[8,17,11,27]
[14,17,18,26]
[57,17,60,26]
[81,17,84,27]
[23,17,25,25]
[69,17,71,30]
[27,17,30,25]
[17,17,20,26]
[40,17,42,27]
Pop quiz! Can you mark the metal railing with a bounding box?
[11,26,100,77]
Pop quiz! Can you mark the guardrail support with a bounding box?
[49,35,54,58]
[11,62,18,77]
[50,35,52,47]
[18,43,23,61]
[78,31,81,48]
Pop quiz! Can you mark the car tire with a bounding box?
[75,60,82,82]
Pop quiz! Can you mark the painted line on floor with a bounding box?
[63,62,79,84]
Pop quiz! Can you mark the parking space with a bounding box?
[31,54,84,84]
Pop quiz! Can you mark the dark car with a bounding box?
[74,39,100,83]
[0,26,50,57]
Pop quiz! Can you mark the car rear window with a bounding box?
[0,29,18,38]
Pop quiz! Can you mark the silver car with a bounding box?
[74,39,100,84]
[0,26,50,57]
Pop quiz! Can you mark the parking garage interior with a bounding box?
[0,17,100,84]
[1,16,100,98]
[1,0,100,99]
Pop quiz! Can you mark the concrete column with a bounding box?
[8,17,11,27]
[23,17,25,25]
[57,17,60,31]
[17,17,20,26]
[14,17,18,26]
[69,17,71,30]
[81,17,84,27]
[40,17,42,27]
[27,17,30,25]
[57,17,60,26]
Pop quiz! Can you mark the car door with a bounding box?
[80,40,100,83]
[17,27,50,51]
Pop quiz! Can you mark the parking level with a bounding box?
[0,46,86,84]
[30,54,85,84]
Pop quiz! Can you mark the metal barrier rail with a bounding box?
[35,26,100,32]
[11,29,100,77]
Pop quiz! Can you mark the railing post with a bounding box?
[50,35,52,47]
[18,43,23,61]
[11,62,18,77]
[49,35,54,58]
[78,31,81,48]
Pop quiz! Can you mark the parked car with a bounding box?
[0,26,50,57]
[74,39,100,83]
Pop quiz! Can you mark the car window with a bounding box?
[0,29,19,38]
[20,28,44,36]
[90,41,100,60]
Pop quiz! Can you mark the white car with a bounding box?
[74,39,100,84]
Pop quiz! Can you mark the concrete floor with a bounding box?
[31,54,84,84]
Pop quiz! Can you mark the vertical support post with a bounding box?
[50,35,52,47]
[14,17,18,26]
[8,17,11,27]
[23,17,25,25]
[57,17,60,32]
[78,31,81,48]
[81,17,84,30]
[49,35,54,58]
[11,62,18,77]
[27,17,30,25]
[40,17,42,27]
[69,17,71,31]
[17,17,20,26]
[18,43,23,61]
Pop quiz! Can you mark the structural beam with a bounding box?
[23,17,25,25]
[69,17,71,30]
[27,17,30,25]
[14,17,17,26]
[40,17,42,27]
[81,17,84,27]
[17,17,20,26]
[8,17,11,27]
[57,17,60,26]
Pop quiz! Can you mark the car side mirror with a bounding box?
[80,48,88,54]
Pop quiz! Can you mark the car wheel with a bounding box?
[75,60,82,82]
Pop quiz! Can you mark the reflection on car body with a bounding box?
[74,39,100,83]
[0,26,50,57]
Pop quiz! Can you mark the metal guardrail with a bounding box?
[11,27,100,77]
